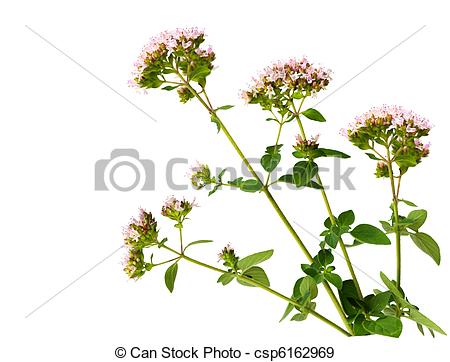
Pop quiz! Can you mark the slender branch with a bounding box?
[292,104,363,299]
[315,173,364,299]
[264,122,284,187]
[161,244,351,337]
[386,147,402,287]
[152,257,180,267]
[396,175,402,201]
[292,98,307,139]
[179,227,184,253]
[368,145,388,162]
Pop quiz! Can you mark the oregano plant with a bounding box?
[123,27,445,337]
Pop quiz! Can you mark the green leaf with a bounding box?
[239,179,263,193]
[379,272,404,300]
[278,174,295,184]
[280,302,295,322]
[210,114,221,133]
[140,71,164,88]
[301,263,320,278]
[339,280,362,317]
[345,240,363,247]
[217,272,235,286]
[324,273,343,290]
[292,91,304,99]
[395,152,418,171]
[317,148,350,159]
[238,266,270,287]
[215,105,234,111]
[184,239,213,250]
[362,316,403,338]
[410,232,440,265]
[229,177,243,187]
[302,108,326,122]
[338,210,355,226]
[380,220,394,233]
[293,161,318,186]
[366,291,392,314]
[164,262,178,293]
[365,152,382,160]
[353,315,371,336]
[266,144,283,154]
[350,224,391,245]
[162,85,179,91]
[406,210,427,231]
[189,65,211,83]
[324,216,333,229]
[305,181,323,189]
[317,249,334,267]
[261,153,281,172]
[399,199,417,207]
[417,323,425,336]
[408,309,447,336]
[299,276,318,300]
[291,313,308,321]
[208,184,220,196]
[324,233,339,248]
[237,250,274,272]
[217,168,227,182]
[292,150,308,159]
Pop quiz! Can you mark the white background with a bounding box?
[1,0,450,360]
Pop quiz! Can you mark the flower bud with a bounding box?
[187,161,211,189]
[375,161,389,178]
[218,244,239,270]
[123,208,159,249]
[123,248,146,280]
[177,86,195,103]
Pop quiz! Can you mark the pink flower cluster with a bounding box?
[295,134,320,151]
[186,161,211,189]
[414,139,430,155]
[129,27,213,90]
[122,208,158,279]
[122,207,151,244]
[342,105,432,137]
[161,196,198,221]
[240,57,332,104]
[343,105,432,172]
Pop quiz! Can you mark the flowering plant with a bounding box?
[124,27,445,338]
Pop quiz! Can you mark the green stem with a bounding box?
[369,144,388,162]
[396,175,402,201]
[264,122,283,187]
[152,257,180,267]
[161,244,351,337]
[386,147,401,288]
[316,174,363,299]
[294,97,307,137]
[171,70,353,335]
[292,105,363,300]
[179,226,184,253]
